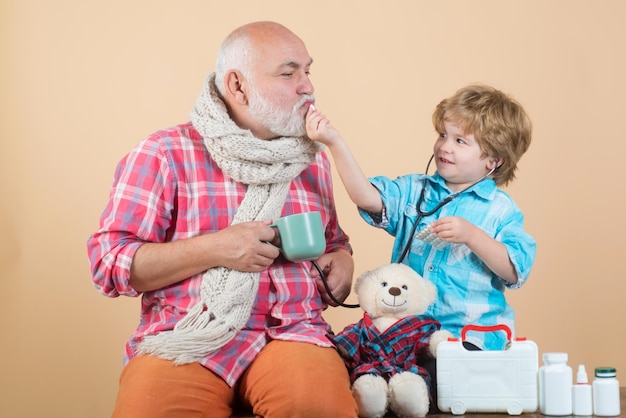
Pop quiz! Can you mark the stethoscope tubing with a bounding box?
[312,260,360,308]
[396,155,497,264]
[396,188,453,263]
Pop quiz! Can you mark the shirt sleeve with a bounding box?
[358,174,422,232]
[496,207,536,290]
[87,136,175,297]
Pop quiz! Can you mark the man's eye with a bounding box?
[281,73,294,77]
[439,133,447,139]
[456,138,466,144]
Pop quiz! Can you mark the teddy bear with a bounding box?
[332,263,452,418]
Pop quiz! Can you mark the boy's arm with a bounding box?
[464,229,518,284]
[306,106,383,213]
[431,216,518,283]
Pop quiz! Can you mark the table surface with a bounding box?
[233,387,625,417]
[408,387,626,418]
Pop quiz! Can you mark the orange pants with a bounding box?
[111,340,358,418]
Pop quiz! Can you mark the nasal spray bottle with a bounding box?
[572,364,593,416]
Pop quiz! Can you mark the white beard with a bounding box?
[247,87,313,138]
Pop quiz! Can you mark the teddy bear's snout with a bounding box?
[388,287,401,296]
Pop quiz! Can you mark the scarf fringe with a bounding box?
[137,302,239,364]
[138,324,237,365]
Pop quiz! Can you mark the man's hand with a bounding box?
[130,220,280,292]
[213,220,281,272]
[310,248,354,306]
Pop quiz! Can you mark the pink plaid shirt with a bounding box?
[87,122,351,386]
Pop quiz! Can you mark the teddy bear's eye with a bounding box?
[402,285,408,290]
[381,281,388,287]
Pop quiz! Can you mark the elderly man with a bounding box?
[88,21,358,418]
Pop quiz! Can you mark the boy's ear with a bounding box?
[488,157,503,169]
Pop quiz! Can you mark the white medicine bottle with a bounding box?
[592,367,620,416]
[539,352,572,415]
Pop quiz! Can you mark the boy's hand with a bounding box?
[305,104,342,145]
[431,216,477,245]
[433,216,518,284]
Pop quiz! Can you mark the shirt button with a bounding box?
[427,265,434,272]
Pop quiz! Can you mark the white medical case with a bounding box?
[436,324,538,415]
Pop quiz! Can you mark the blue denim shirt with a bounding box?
[359,172,536,350]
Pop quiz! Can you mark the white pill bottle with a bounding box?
[539,352,573,415]
[592,367,620,416]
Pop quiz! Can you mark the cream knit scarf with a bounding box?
[138,73,322,364]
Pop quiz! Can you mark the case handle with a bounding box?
[461,324,512,342]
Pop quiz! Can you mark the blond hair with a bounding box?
[432,84,532,186]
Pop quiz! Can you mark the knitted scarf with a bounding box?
[138,73,322,364]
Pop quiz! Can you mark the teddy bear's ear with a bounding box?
[353,270,370,295]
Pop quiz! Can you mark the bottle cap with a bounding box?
[543,352,568,363]
[595,367,616,378]
[576,364,589,383]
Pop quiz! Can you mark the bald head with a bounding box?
[215,21,306,95]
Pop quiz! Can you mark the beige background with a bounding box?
[2,1,625,417]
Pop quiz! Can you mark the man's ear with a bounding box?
[223,70,248,105]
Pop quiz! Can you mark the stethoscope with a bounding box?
[317,154,497,308]
[313,260,360,308]
[395,155,497,264]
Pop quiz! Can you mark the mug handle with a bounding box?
[267,224,281,248]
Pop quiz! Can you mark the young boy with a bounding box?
[306,84,536,352]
